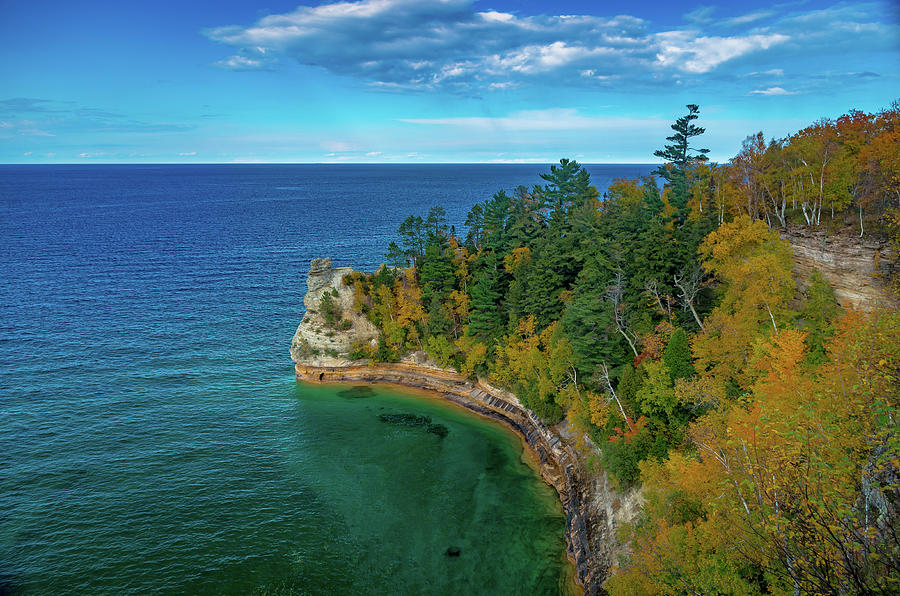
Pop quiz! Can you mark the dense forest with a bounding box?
[336,103,899,594]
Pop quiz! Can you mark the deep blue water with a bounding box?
[0,164,653,594]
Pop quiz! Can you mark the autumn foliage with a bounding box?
[342,102,899,593]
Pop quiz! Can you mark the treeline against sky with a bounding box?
[320,103,899,593]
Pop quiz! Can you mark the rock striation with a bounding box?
[781,227,897,311]
[290,259,640,595]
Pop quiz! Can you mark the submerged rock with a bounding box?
[378,413,448,439]
[337,385,375,399]
[444,547,461,557]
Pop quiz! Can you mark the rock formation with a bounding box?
[289,258,379,367]
[782,227,897,311]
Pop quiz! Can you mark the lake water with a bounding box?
[0,164,653,594]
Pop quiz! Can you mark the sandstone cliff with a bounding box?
[289,258,379,367]
[781,227,897,311]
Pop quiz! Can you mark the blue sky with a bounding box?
[1,0,897,163]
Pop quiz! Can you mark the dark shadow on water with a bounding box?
[0,575,20,596]
[378,413,449,438]
[484,442,506,473]
[337,385,375,399]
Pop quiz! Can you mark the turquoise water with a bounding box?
[1,165,651,594]
[2,377,571,594]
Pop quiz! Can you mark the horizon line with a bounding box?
[1,161,665,166]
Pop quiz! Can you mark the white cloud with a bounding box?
[684,6,716,24]
[744,68,784,77]
[748,86,798,96]
[398,108,667,133]
[215,55,269,70]
[321,140,358,152]
[204,0,892,92]
[178,151,197,156]
[724,10,774,26]
[479,11,515,24]
[655,32,789,73]
[205,0,651,89]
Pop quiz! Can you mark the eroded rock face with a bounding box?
[289,258,379,366]
[782,227,897,312]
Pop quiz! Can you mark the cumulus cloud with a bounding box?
[204,0,811,91]
[203,0,899,95]
[654,31,788,73]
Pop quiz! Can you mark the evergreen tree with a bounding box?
[467,253,504,341]
[426,293,452,337]
[396,214,426,266]
[509,244,566,329]
[539,158,597,225]
[425,205,448,239]
[653,104,710,214]
[419,238,455,303]
[663,328,695,382]
[561,254,621,373]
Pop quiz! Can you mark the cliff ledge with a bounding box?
[781,227,897,311]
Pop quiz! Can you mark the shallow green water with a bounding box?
[276,382,573,595]
[2,378,573,595]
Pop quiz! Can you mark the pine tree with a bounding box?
[663,328,695,382]
[654,104,710,214]
[467,254,504,341]
[418,238,455,304]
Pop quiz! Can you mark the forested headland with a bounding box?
[328,103,900,594]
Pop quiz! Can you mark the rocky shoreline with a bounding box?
[294,359,638,595]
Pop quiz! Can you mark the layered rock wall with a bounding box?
[782,228,897,311]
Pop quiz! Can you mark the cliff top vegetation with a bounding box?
[336,102,899,594]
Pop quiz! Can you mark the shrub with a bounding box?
[348,341,374,361]
[320,289,342,328]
